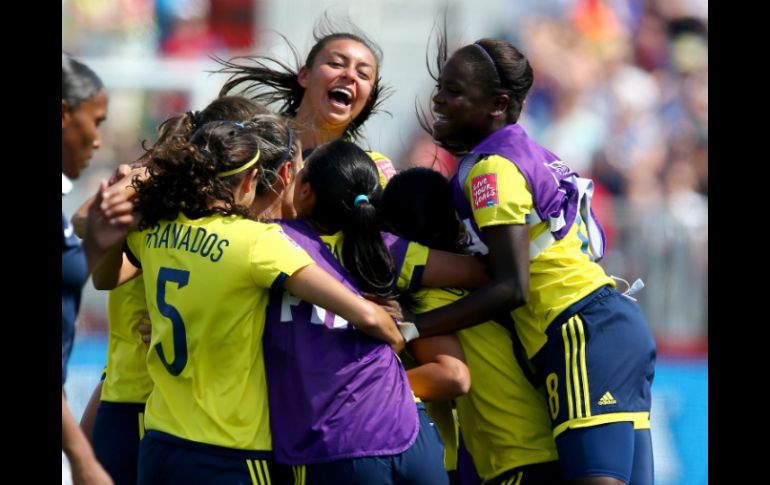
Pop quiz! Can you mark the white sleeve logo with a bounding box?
[460,219,488,256]
[280,292,350,329]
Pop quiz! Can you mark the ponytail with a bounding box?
[343,191,397,297]
[304,140,397,297]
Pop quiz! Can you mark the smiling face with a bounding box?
[297,38,377,133]
[431,50,500,153]
[61,88,109,179]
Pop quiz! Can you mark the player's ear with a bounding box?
[490,94,510,118]
[241,168,259,195]
[298,65,310,89]
[62,99,72,129]
[277,160,294,187]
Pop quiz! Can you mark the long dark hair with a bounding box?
[416,15,450,141]
[151,97,296,195]
[133,116,291,229]
[215,15,390,142]
[381,167,461,253]
[135,96,270,166]
[303,140,396,297]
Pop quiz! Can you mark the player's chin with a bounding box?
[433,118,457,141]
[322,111,354,129]
[430,124,449,143]
[433,136,468,157]
[75,160,90,176]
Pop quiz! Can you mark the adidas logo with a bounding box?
[598,391,617,406]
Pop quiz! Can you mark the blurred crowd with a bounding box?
[518,0,707,350]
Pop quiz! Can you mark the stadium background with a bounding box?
[62,1,708,484]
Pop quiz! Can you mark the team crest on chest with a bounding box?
[471,173,499,210]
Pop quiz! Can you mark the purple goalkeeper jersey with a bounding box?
[263,219,419,465]
[451,123,606,258]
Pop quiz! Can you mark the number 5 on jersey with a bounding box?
[155,267,190,376]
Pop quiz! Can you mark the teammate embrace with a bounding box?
[76,16,655,485]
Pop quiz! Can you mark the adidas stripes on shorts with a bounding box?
[540,285,656,437]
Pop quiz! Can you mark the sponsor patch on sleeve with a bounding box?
[471,173,499,210]
[276,229,302,250]
[374,158,397,181]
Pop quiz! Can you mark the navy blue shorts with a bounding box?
[290,403,448,485]
[541,285,656,481]
[456,418,565,485]
[484,460,565,485]
[455,430,480,485]
[93,401,145,485]
[137,431,278,485]
[542,285,656,433]
[556,423,653,484]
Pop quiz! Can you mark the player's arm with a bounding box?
[90,250,141,291]
[421,249,489,289]
[72,165,146,238]
[395,240,488,291]
[79,379,104,444]
[83,180,141,289]
[414,158,532,336]
[62,390,114,485]
[414,224,530,337]
[406,333,470,401]
[284,264,405,352]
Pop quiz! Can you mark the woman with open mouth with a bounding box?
[215,15,397,189]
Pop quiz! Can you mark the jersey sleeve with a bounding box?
[397,241,430,292]
[367,151,397,188]
[465,155,533,229]
[408,286,467,315]
[249,223,314,289]
[125,230,144,266]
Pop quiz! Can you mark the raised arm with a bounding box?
[284,264,406,352]
[72,165,146,238]
[83,180,141,289]
[415,224,530,337]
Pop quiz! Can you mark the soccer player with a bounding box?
[382,168,565,484]
[262,139,484,484]
[216,15,398,185]
[74,96,270,485]
[84,117,403,484]
[409,35,656,485]
[61,52,114,485]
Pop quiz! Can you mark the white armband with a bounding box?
[396,321,420,343]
